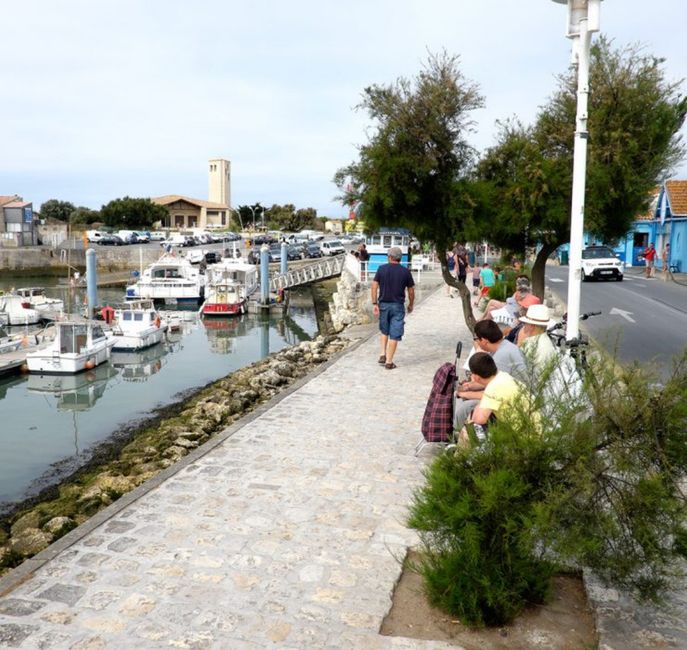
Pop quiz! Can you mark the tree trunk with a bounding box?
[531,241,561,301]
[439,257,476,334]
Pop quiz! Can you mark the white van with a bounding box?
[320,240,345,256]
[86,230,104,243]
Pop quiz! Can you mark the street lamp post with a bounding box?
[551,0,602,341]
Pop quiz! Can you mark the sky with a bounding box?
[1,0,685,218]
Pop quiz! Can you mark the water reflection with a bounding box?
[27,363,118,412]
[111,343,168,382]
[201,314,250,354]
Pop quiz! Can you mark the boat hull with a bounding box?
[110,326,166,352]
[201,301,245,316]
[26,340,115,374]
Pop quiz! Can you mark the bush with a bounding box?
[409,350,687,626]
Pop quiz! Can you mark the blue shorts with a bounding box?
[379,302,405,341]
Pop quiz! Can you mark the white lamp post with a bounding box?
[551,0,602,341]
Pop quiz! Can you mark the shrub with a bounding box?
[409,350,687,626]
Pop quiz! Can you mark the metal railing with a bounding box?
[269,255,346,291]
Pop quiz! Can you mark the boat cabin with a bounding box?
[365,228,411,273]
[57,322,107,355]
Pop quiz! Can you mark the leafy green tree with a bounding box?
[334,52,484,328]
[477,38,687,297]
[263,204,317,232]
[69,207,101,225]
[39,199,76,222]
[100,197,168,229]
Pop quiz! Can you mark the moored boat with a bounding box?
[201,260,258,316]
[109,300,167,352]
[15,287,64,319]
[0,294,41,326]
[26,321,115,374]
[125,253,204,305]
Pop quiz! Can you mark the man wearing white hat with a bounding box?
[517,304,557,372]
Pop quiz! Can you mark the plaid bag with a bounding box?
[421,362,457,443]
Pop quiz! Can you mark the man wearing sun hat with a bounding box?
[518,303,558,372]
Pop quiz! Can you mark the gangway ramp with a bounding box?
[269,255,345,292]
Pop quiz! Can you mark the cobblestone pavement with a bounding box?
[0,285,467,649]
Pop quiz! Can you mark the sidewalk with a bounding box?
[0,285,469,649]
[1,284,685,649]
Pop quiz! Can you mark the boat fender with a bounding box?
[85,359,96,370]
[240,303,245,315]
[155,316,161,328]
[20,363,29,374]
[21,335,29,348]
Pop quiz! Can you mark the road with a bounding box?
[546,265,687,373]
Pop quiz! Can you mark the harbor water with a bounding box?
[0,278,322,514]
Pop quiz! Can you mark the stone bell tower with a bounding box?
[208,158,231,206]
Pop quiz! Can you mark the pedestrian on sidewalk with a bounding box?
[371,246,415,370]
[662,243,670,281]
[445,250,456,297]
[642,242,657,278]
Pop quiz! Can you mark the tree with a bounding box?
[100,197,168,229]
[334,52,485,329]
[69,207,101,225]
[477,38,687,297]
[39,199,76,222]
[263,204,317,232]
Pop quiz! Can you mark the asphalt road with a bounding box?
[546,265,687,373]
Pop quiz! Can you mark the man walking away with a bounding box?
[371,246,415,370]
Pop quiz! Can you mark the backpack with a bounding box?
[421,362,457,442]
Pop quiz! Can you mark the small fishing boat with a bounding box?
[15,287,64,319]
[125,253,204,305]
[0,294,41,326]
[201,260,258,316]
[108,300,167,352]
[0,324,24,355]
[26,321,115,374]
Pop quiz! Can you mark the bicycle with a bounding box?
[547,311,601,373]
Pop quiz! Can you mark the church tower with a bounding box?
[208,158,231,206]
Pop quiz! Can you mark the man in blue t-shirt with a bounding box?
[371,247,415,370]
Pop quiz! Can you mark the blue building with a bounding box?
[622,180,686,272]
[556,179,686,272]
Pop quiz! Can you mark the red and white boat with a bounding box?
[200,260,258,317]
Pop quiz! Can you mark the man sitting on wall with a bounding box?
[457,352,534,445]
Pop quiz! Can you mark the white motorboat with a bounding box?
[26,321,115,374]
[0,294,41,325]
[15,287,64,319]
[0,324,24,355]
[109,300,167,351]
[201,260,258,316]
[125,253,204,305]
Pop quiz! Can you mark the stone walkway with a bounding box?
[0,284,467,649]
[1,281,686,649]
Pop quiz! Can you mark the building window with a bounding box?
[175,215,185,228]
[221,211,226,225]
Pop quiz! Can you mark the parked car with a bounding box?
[252,234,275,245]
[268,244,282,263]
[581,245,624,281]
[304,243,323,258]
[149,231,166,241]
[320,240,345,256]
[164,235,189,247]
[97,234,124,246]
[286,244,305,260]
[134,231,151,243]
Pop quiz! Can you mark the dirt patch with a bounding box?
[380,550,597,649]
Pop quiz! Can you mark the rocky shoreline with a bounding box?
[0,334,349,576]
